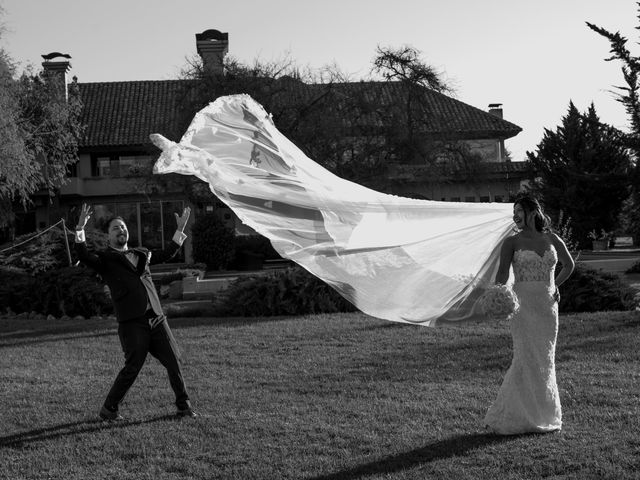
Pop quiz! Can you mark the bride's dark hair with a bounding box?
[514,193,551,232]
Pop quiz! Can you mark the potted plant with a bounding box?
[588,229,611,251]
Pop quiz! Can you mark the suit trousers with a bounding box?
[104,310,191,410]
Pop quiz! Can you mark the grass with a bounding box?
[1,310,639,479]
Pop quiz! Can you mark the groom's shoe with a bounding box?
[99,405,124,421]
[176,407,198,418]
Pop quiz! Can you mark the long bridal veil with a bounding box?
[151,94,515,326]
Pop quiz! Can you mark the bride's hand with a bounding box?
[552,287,561,304]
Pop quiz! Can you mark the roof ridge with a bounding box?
[77,79,192,86]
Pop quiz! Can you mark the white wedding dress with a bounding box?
[150,94,515,326]
[484,247,562,434]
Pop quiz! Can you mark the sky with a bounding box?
[1,0,638,161]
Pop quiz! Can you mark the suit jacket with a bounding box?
[75,241,181,322]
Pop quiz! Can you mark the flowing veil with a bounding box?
[151,94,515,326]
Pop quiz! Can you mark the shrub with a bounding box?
[0,227,111,317]
[0,227,71,274]
[35,266,113,317]
[191,214,235,270]
[0,266,37,314]
[215,267,357,317]
[559,264,636,313]
[0,226,108,274]
[0,264,112,317]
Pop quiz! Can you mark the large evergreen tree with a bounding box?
[587,13,640,245]
[526,102,632,248]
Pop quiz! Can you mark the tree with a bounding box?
[370,46,488,192]
[587,14,640,245]
[526,102,632,248]
[0,30,84,235]
[0,46,40,230]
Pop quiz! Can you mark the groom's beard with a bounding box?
[113,233,128,248]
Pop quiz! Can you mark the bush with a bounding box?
[215,267,357,317]
[0,226,71,274]
[0,264,112,317]
[559,264,636,313]
[0,227,112,317]
[0,266,37,314]
[36,266,113,317]
[191,214,235,270]
[0,226,108,274]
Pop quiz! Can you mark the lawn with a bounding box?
[1,310,639,479]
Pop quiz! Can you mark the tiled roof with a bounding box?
[306,81,522,139]
[77,79,522,148]
[78,80,198,148]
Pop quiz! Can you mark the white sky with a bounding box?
[1,0,638,161]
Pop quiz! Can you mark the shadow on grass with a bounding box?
[167,315,301,330]
[0,330,115,349]
[0,314,294,347]
[307,431,524,480]
[0,414,177,449]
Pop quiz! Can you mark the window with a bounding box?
[93,157,112,177]
[66,162,78,178]
[141,202,162,250]
[91,154,151,177]
[494,195,504,203]
[465,196,476,202]
[479,196,490,203]
[450,197,460,202]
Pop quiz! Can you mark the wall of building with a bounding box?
[391,178,526,203]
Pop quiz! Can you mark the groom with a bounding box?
[74,203,196,421]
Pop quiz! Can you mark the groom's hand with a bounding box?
[175,206,191,233]
[76,203,92,230]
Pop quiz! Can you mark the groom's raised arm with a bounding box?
[148,206,191,265]
[73,203,105,272]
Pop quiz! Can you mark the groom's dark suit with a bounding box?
[75,242,178,322]
[75,235,191,413]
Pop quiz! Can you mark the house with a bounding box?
[31,29,527,263]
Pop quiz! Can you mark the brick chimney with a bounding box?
[41,52,72,101]
[488,104,507,162]
[488,103,503,118]
[196,29,228,75]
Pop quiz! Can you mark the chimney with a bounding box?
[41,52,72,101]
[488,103,503,118]
[196,29,229,76]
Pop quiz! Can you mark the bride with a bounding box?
[484,194,574,434]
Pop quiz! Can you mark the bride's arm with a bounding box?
[551,232,575,286]
[495,236,515,285]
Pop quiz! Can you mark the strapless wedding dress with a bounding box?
[484,247,562,434]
